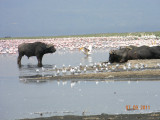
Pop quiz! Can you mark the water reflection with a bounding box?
[2,79,160,120]
[81,56,93,66]
[2,78,160,119]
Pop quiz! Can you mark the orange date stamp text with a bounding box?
[126,105,150,111]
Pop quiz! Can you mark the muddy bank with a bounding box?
[20,59,160,81]
[21,70,160,81]
[21,112,160,120]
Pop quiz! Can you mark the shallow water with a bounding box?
[0,50,160,120]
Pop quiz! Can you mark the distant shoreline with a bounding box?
[1,31,160,40]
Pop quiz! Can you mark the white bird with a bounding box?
[36,69,39,72]
[56,70,60,75]
[53,65,57,70]
[62,68,66,74]
[42,67,45,71]
[157,63,160,67]
[127,63,131,70]
[79,45,92,56]
[70,68,75,74]
[95,68,98,73]
[96,81,99,85]
[102,63,105,67]
[145,64,148,68]
[105,63,108,67]
[116,64,119,68]
[62,64,65,68]
[77,69,81,73]
[74,67,78,70]
[134,64,139,69]
[93,65,96,68]
[99,63,102,67]
[98,68,103,72]
[140,63,144,69]
[123,65,127,70]
[112,66,115,70]
[84,67,87,73]
[68,65,71,68]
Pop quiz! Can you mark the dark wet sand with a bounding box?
[21,112,160,120]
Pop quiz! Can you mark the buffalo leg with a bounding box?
[17,54,23,66]
[37,55,43,67]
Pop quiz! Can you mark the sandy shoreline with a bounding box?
[20,59,160,82]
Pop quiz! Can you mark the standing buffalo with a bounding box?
[109,45,160,63]
[17,42,56,67]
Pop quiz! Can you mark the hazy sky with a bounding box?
[0,0,160,37]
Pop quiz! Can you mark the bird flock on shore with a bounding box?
[19,60,160,87]
[33,61,160,78]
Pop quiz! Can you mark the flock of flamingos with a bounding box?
[0,35,160,54]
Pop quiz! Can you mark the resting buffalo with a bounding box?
[17,42,56,67]
[109,45,160,63]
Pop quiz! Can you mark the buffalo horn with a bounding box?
[126,46,132,50]
[109,50,114,54]
[47,44,53,48]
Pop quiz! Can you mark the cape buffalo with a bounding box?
[17,42,56,67]
[109,45,160,63]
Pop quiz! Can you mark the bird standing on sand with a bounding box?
[105,67,108,71]
[84,67,87,73]
[62,68,66,75]
[53,65,57,70]
[157,63,160,68]
[123,65,127,70]
[62,64,65,68]
[56,70,60,76]
[42,67,45,71]
[127,63,131,70]
[70,68,75,74]
[95,68,98,73]
[134,64,139,69]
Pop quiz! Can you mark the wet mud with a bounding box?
[21,112,160,120]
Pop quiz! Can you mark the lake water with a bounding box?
[0,50,160,120]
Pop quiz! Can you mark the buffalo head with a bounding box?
[109,49,128,63]
[46,44,56,53]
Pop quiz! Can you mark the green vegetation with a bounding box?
[1,31,160,40]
